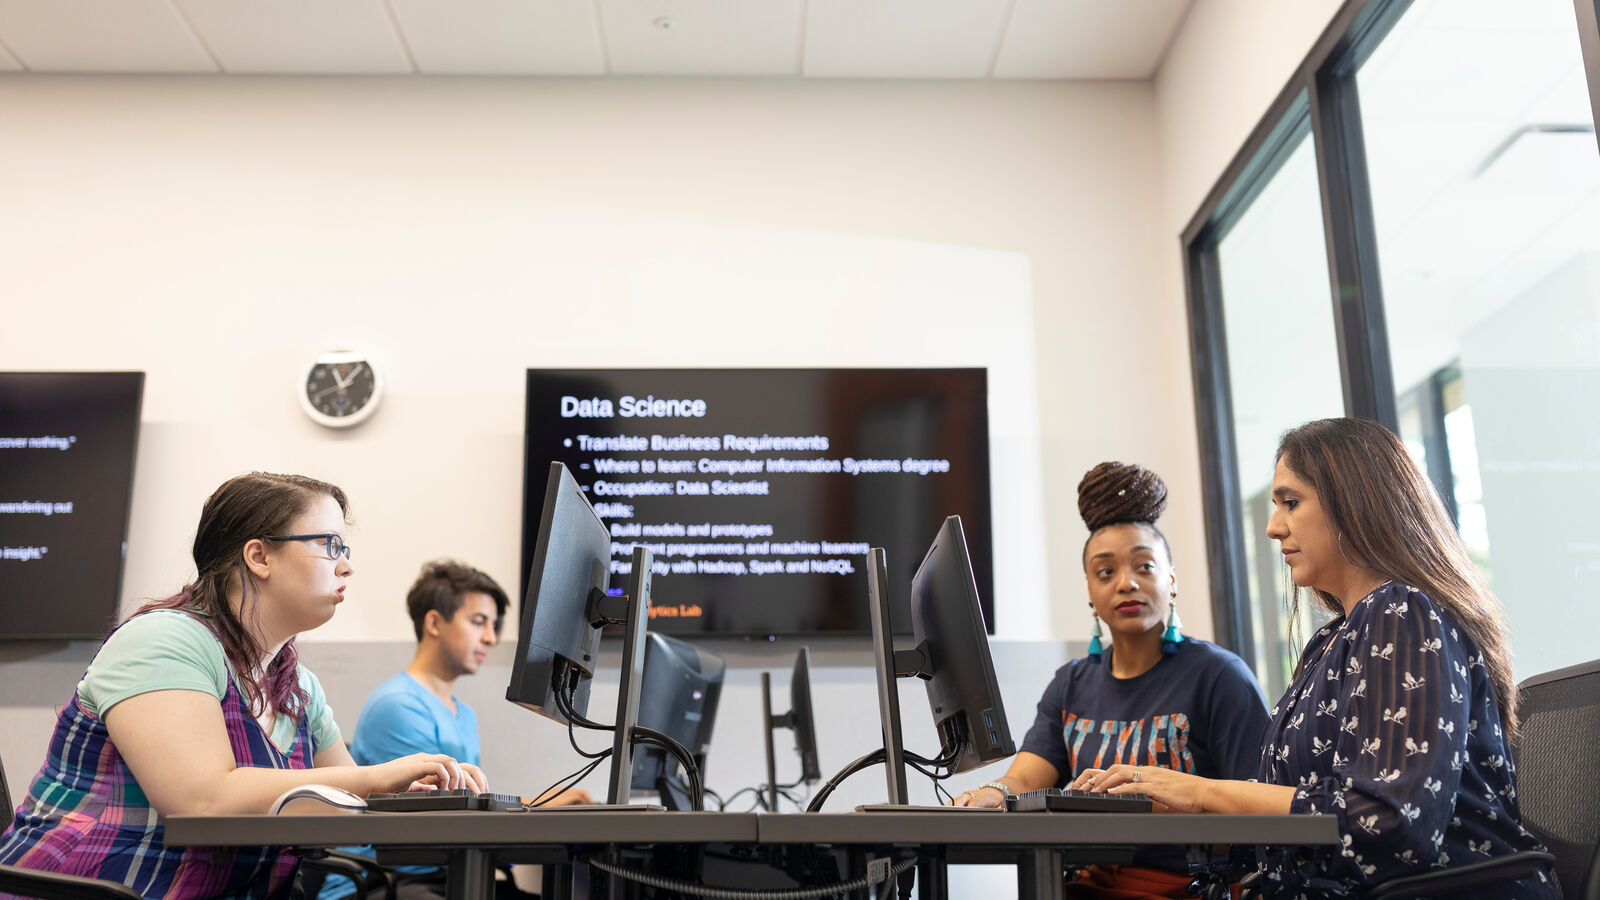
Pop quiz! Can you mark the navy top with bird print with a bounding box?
[1251,581,1557,898]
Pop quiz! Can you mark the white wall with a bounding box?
[0,75,1172,644]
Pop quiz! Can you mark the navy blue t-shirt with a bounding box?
[1020,636,1268,784]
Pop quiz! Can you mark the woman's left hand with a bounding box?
[1073,764,1208,814]
[405,761,488,794]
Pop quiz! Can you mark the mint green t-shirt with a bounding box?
[77,608,341,756]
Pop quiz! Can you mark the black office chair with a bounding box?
[0,754,144,900]
[296,849,398,900]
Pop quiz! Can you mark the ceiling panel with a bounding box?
[174,0,411,74]
[803,0,1010,78]
[389,0,604,75]
[995,0,1190,80]
[599,0,802,76]
[0,0,215,72]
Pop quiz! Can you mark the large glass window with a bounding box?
[1215,133,1346,698]
[1358,0,1600,678]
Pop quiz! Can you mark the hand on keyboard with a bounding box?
[1005,788,1152,813]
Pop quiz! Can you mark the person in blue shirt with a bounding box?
[320,560,588,900]
[954,461,1269,898]
[1077,419,1558,899]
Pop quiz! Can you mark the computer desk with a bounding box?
[762,810,1338,899]
[163,808,1338,900]
[164,810,756,900]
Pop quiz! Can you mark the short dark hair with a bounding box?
[405,560,509,641]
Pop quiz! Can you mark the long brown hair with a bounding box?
[135,472,349,721]
[1276,418,1518,737]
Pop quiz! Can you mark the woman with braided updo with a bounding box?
[953,462,1268,899]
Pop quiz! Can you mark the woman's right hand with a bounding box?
[950,785,1008,808]
[371,753,486,794]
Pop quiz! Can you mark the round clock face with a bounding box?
[301,353,382,428]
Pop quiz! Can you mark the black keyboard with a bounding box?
[1006,788,1152,813]
[365,790,523,812]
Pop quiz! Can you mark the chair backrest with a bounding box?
[0,748,12,820]
[1513,657,1600,900]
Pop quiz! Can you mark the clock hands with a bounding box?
[311,363,368,401]
[335,362,366,390]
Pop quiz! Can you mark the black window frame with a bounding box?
[1181,0,1600,658]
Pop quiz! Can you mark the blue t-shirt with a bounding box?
[349,672,480,766]
[1020,636,1268,784]
[319,672,481,900]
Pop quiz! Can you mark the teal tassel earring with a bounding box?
[1161,593,1185,655]
[1088,610,1104,664]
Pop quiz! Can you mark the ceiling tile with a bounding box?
[389,0,604,75]
[0,0,216,72]
[803,0,1010,79]
[599,0,801,76]
[174,0,411,74]
[995,0,1191,80]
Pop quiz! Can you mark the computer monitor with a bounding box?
[507,461,655,805]
[630,633,725,809]
[866,516,1014,805]
[761,646,822,810]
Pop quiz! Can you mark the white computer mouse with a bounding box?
[269,784,368,816]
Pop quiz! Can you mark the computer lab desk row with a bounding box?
[163,809,1338,900]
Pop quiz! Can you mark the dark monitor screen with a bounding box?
[0,372,144,640]
[506,461,611,723]
[789,647,821,783]
[520,368,993,638]
[630,632,725,791]
[912,516,1014,774]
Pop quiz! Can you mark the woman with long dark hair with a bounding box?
[0,473,484,899]
[1076,419,1558,898]
[954,461,1269,898]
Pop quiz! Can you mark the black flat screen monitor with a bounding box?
[506,461,613,723]
[788,648,821,783]
[508,461,657,806]
[630,633,724,795]
[762,646,822,810]
[910,516,1014,774]
[520,368,993,638]
[1,372,144,640]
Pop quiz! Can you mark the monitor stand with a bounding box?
[858,548,996,814]
[596,545,663,811]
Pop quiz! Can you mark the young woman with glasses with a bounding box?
[0,472,485,900]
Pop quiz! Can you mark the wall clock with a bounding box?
[300,350,383,428]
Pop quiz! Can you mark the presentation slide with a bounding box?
[521,369,993,636]
[0,372,143,639]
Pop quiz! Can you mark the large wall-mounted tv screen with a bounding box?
[0,372,144,640]
[521,369,992,637]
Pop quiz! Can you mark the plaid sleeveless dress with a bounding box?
[0,675,311,899]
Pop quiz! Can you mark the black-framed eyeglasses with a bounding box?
[265,532,351,561]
